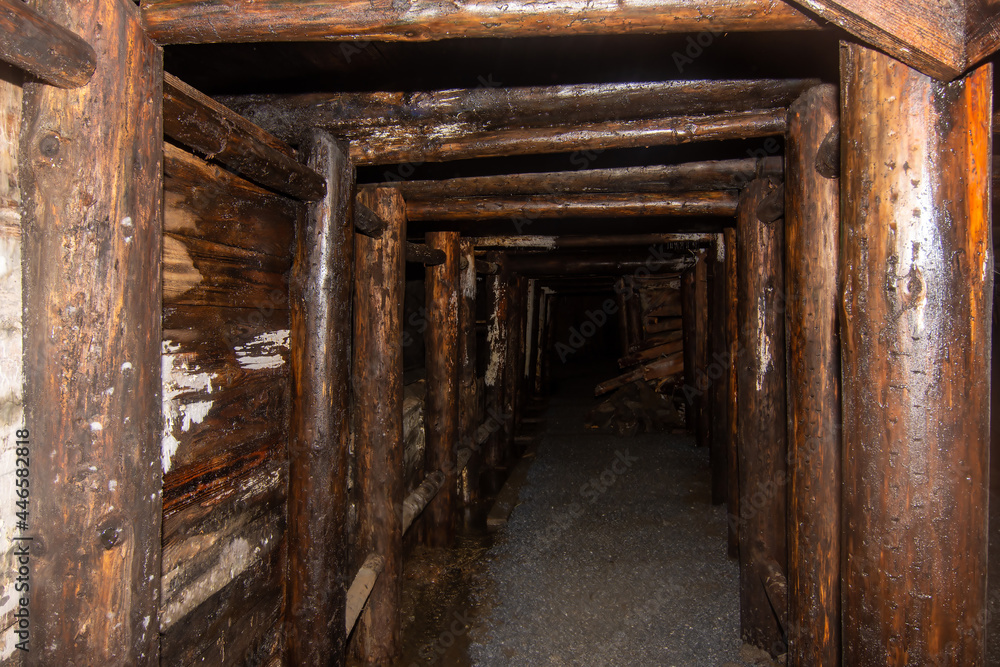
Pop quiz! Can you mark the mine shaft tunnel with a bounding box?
[5,4,1000,666]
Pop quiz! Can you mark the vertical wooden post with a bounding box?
[457,239,478,504]
[840,43,991,665]
[524,278,539,398]
[484,254,511,468]
[708,236,729,505]
[736,177,787,654]
[20,0,162,660]
[724,226,740,559]
[681,266,697,431]
[534,287,551,396]
[287,132,354,664]
[784,84,840,667]
[353,186,405,664]
[424,231,460,546]
[508,275,527,449]
[694,251,710,448]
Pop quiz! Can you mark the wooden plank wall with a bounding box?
[0,62,22,665]
[160,141,300,665]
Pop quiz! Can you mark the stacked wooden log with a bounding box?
[585,379,684,436]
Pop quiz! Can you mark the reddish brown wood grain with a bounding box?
[724,226,740,559]
[0,0,95,88]
[352,186,406,664]
[708,238,729,506]
[286,131,354,665]
[483,253,512,469]
[736,177,787,654]
[840,43,991,664]
[784,84,840,667]
[457,239,479,504]
[424,231,460,546]
[19,0,163,660]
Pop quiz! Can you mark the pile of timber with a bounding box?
[585,379,684,437]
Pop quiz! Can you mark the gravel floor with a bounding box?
[467,376,774,667]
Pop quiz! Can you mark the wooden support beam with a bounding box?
[784,84,840,667]
[406,191,739,222]
[473,233,716,250]
[144,0,820,44]
[21,0,162,660]
[508,252,694,277]
[162,73,326,201]
[694,253,710,449]
[354,201,387,238]
[618,339,684,369]
[723,226,740,559]
[736,177,787,654]
[406,241,446,265]
[226,80,816,147]
[401,471,447,535]
[344,554,385,636]
[286,131,354,665]
[423,231,460,546]
[0,0,95,88]
[708,237,729,506]
[475,259,499,275]
[366,158,783,200]
[484,255,512,469]
[840,43,991,664]
[332,110,786,165]
[353,186,406,663]
[458,239,479,505]
[594,353,684,396]
[507,276,528,451]
[681,266,698,431]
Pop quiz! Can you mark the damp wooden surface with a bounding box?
[0,0,95,88]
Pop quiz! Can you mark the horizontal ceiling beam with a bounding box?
[364,158,782,199]
[473,233,716,249]
[142,0,821,45]
[406,191,739,221]
[507,250,695,276]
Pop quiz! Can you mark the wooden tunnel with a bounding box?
[0,0,997,665]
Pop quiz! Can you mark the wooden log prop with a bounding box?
[423,231,460,546]
[354,200,387,238]
[163,73,326,201]
[365,157,783,199]
[352,186,406,663]
[840,43,991,664]
[345,554,385,636]
[407,241,446,265]
[680,266,698,430]
[618,339,684,368]
[405,191,739,221]
[0,0,96,88]
[708,237,729,505]
[458,239,479,505]
[472,233,716,249]
[483,255,512,469]
[224,79,817,145]
[508,251,694,277]
[20,0,163,660]
[594,353,684,396]
[736,177,787,654]
[286,131,354,664]
[784,84,841,667]
[401,471,447,534]
[724,226,740,559]
[693,252,710,448]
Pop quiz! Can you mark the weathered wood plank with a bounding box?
[163,73,325,201]
[0,0,95,88]
[345,554,385,636]
[20,0,162,659]
[735,177,787,653]
[286,131,354,665]
[406,191,739,221]
[353,186,405,663]
[164,142,297,257]
[840,43,991,664]
[784,84,841,667]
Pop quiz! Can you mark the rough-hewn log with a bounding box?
[457,239,479,505]
[406,241,446,265]
[401,471,446,534]
[476,259,499,274]
[344,554,385,636]
[784,84,840,667]
[708,237,729,506]
[227,80,816,147]
[508,251,695,276]
[366,157,783,200]
[484,255,512,469]
[736,177,787,654]
[163,73,325,201]
[423,231,460,546]
[342,110,787,165]
[20,0,162,660]
[840,43,991,664]
[472,233,716,249]
[723,226,740,559]
[406,191,739,221]
[0,0,95,88]
[680,266,698,431]
[286,131,353,665]
[594,353,684,396]
[694,253,710,448]
[353,186,405,664]
[354,200,387,238]
[618,339,684,368]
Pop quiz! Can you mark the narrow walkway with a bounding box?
[467,371,773,667]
